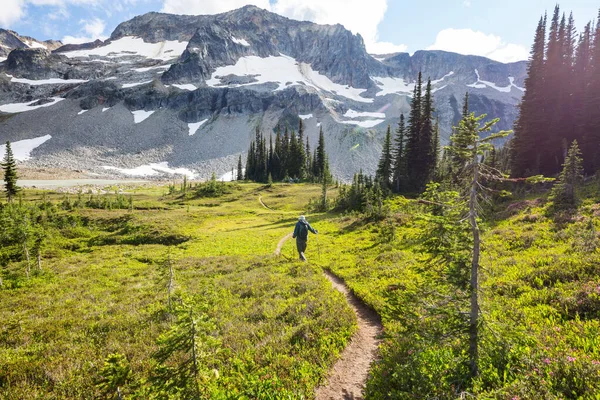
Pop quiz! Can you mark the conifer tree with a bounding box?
[315,127,328,181]
[583,11,600,173]
[432,117,441,177]
[405,72,423,191]
[415,78,435,191]
[305,136,312,181]
[447,111,512,378]
[376,125,393,189]
[237,155,243,181]
[512,15,547,177]
[151,300,220,398]
[392,114,406,193]
[549,140,584,212]
[2,141,20,202]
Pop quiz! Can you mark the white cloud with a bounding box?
[271,0,406,55]
[161,0,271,15]
[62,17,107,44]
[427,28,529,63]
[0,0,26,27]
[160,0,408,55]
[0,0,103,27]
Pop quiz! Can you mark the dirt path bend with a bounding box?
[259,195,275,211]
[274,235,383,399]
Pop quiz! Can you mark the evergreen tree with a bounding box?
[392,114,407,193]
[376,125,393,189]
[2,141,20,202]
[413,78,436,191]
[432,117,441,178]
[237,155,243,181]
[273,126,283,180]
[512,15,547,177]
[305,136,312,181]
[583,11,600,173]
[549,140,584,212]
[405,72,423,192]
[315,127,328,181]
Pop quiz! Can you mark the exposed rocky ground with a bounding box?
[0,6,526,181]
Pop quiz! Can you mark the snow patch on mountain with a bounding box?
[0,57,7,63]
[61,36,188,61]
[131,110,155,123]
[431,71,455,85]
[0,135,52,161]
[6,74,88,86]
[102,162,196,178]
[206,54,372,103]
[122,80,153,88]
[468,69,520,93]
[220,169,243,182]
[172,84,197,91]
[102,107,110,112]
[78,110,88,115]
[133,65,171,72]
[372,76,415,97]
[299,114,313,120]
[340,119,385,128]
[232,37,250,47]
[0,97,64,113]
[344,109,386,119]
[188,119,208,136]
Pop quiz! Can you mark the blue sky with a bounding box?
[2,0,598,63]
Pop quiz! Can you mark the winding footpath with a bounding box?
[275,232,383,400]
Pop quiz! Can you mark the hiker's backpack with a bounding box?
[298,222,309,239]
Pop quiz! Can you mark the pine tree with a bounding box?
[237,155,243,181]
[2,141,20,202]
[432,117,441,178]
[151,300,220,398]
[447,111,512,378]
[315,127,327,181]
[305,136,312,181]
[549,140,584,212]
[583,11,600,173]
[392,114,406,193]
[405,72,423,192]
[376,125,393,189]
[414,78,436,191]
[512,15,547,177]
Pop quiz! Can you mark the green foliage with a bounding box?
[95,353,132,399]
[548,140,584,213]
[0,183,354,399]
[150,297,220,399]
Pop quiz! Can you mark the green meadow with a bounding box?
[1,180,600,398]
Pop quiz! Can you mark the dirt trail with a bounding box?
[275,234,383,400]
[259,195,275,210]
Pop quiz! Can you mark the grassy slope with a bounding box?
[3,181,600,399]
[317,186,600,399]
[0,183,355,399]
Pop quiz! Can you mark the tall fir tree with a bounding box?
[376,125,393,189]
[392,114,406,193]
[315,127,327,181]
[237,155,243,181]
[512,15,547,177]
[405,72,423,192]
[583,10,600,173]
[414,78,436,191]
[2,141,19,202]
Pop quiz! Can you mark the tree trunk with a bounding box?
[468,152,481,378]
[24,241,31,278]
[37,249,42,271]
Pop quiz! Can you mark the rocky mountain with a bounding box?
[0,5,527,181]
[0,29,62,60]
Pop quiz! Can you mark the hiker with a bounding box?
[292,215,318,261]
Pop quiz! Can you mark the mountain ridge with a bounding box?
[0,6,527,181]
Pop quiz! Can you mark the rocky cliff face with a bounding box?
[0,5,527,181]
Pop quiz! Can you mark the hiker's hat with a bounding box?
[299,215,306,221]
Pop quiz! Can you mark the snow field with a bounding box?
[62,36,188,61]
[0,135,52,161]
